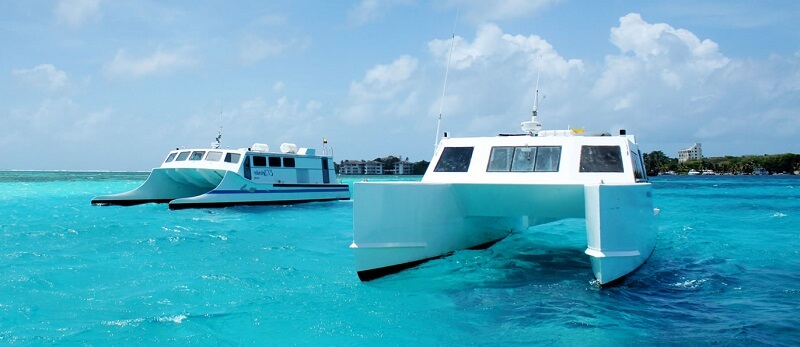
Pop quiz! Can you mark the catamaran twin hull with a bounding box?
[92,145,350,210]
[352,132,659,285]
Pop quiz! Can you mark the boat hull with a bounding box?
[168,171,350,209]
[352,181,657,284]
[91,168,220,206]
[583,183,659,284]
[92,169,350,209]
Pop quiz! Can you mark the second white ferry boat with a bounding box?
[92,133,350,209]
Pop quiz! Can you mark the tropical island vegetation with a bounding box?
[643,151,800,175]
[336,152,800,176]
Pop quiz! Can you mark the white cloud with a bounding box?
[347,0,413,26]
[8,97,113,143]
[347,0,557,27]
[587,13,734,136]
[578,12,800,156]
[238,35,311,65]
[428,23,583,78]
[339,55,419,123]
[55,0,102,28]
[595,12,729,96]
[335,22,590,148]
[188,95,328,150]
[273,81,285,92]
[11,64,68,91]
[333,14,800,160]
[102,47,197,79]
[447,0,561,23]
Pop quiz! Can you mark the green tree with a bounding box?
[413,160,429,175]
[643,151,669,175]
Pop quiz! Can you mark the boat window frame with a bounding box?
[164,152,177,163]
[189,151,206,161]
[205,151,223,162]
[511,146,536,172]
[251,155,267,167]
[534,146,561,172]
[252,156,267,167]
[434,147,474,173]
[485,146,562,173]
[269,157,282,167]
[579,145,624,173]
[283,157,296,168]
[224,153,241,164]
[175,151,191,161]
[632,149,648,182]
[487,146,514,172]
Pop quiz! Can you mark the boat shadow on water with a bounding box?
[365,231,599,291]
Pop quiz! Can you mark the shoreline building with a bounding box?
[678,143,703,163]
[393,161,415,175]
[364,161,384,175]
[339,160,385,175]
[339,160,365,175]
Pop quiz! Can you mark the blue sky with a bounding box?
[2,0,799,170]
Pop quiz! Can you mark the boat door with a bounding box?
[322,158,330,183]
[244,156,252,180]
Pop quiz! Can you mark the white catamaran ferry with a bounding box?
[92,134,350,209]
[351,94,659,285]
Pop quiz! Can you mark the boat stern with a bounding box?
[583,183,658,284]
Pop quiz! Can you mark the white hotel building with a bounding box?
[678,143,703,163]
[339,160,384,175]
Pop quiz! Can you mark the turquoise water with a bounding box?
[1,171,799,345]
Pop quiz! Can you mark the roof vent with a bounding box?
[251,143,269,152]
[280,143,298,154]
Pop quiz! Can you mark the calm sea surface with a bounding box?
[1,171,798,345]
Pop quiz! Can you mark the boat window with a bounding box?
[253,156,267,167]
[189,151,206,161]
[486,146,561,172]
[580,146,624,172]
[283,157,296,168]
[487,147,513,172]
[434,147,474,172]
[224,153,241,164]
[206,151,223,162]
[535,146,561,172]
[632,150,648,182]
[269,157,282,167]
[175,151,191,161]
[511,147,536,172]
[164,153,177,163]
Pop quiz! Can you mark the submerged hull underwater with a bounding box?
[92,169,350,210]
[351,181,658,285]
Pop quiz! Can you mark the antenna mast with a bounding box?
[433,6,460,153]
[521,60,543,135]
[212,81,224,149]
[533,68,540,117]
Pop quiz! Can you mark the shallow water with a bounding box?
[1,172,798,345]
